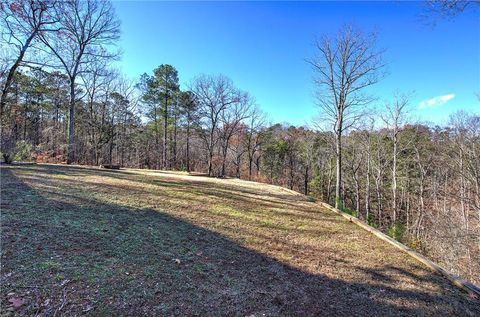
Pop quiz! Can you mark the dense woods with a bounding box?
[1,0,479,286]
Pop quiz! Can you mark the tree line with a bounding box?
[1,0,479,285]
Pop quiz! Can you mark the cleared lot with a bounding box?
[1,164,478,316]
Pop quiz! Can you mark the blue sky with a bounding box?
[112,1,479,126]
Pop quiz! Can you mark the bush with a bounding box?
[308,175,322,197]
[366,214,378,228]
[335,197,344,210]
[388,223,406,242]
[409,238,423,251]
[1,152,13,164]
[341,206,359,218]
[13,140,33,162]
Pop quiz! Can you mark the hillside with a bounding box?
[1,164,479,316]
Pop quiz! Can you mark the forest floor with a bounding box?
[1,163,479,316]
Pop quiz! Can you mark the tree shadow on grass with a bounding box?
[23,164,326,214]
[1,167,479,316]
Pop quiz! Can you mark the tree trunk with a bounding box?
[459,146,468,229]
[335,132,342,209]
[248,154,253,181]
[327,158,333,204]
[121,112,127,167]
[236,154,241,178]
[108,114,115,165]
[289,155,294,190]
[354,176,360,215]
[375,168,383,227]
[109,139,114,165]
[186,121,190,172]
[163,95,168,170]
[154,108,159,169]
[221,143,228,178]
[304,166,309,195]
[67,79,76,164]
[392,131,398,224]
[207,129,215,176]
[208,149,213,177]
[365,142,371,220]
[173,110,177,169]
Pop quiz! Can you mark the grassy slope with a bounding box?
[1,164,478,316]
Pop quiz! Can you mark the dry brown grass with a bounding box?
[1,163,479,316]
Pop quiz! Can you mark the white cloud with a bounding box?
[419,94,455,109]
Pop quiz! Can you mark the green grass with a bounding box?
[1,164,478,316]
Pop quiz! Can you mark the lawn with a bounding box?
[1,164,478,316]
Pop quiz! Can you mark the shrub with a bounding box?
[388,223,406,242]
[2,152,13,164]
[13,140,33,162]
[366,214,378,228]
[409,238,423,251]
[335,197,344,210]
[341,206,359,218]
[308,175,322,197]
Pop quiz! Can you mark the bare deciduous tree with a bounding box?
[0,0,58,161]
[423,0,479,20]
[0,0,58,114]
[244,106,267,180]
[179,91,199,172]
[218,92,252,177]
[191,74,242,176]
[38,0,120,164]
[308,25,385,208]
[382,94,410,224]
